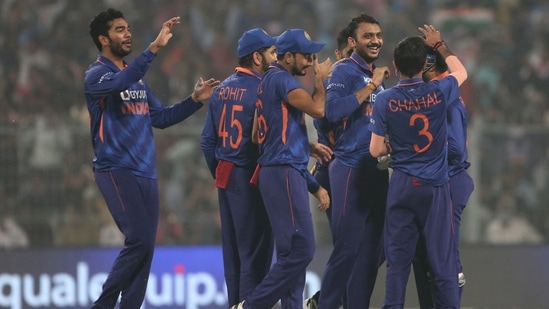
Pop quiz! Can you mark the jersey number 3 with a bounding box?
[410,113,433,153]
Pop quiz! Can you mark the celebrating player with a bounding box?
[84,8,219,308]
[369,25,468,308]
[230,29,332,309]
[411,43,474,309]
[200,28,276,308]
[304,24,354,309]
[317,13,390,309]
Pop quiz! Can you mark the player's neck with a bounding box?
[102,51,125,70]
[402,72,423,80]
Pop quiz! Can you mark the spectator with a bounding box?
[485,191,544,244]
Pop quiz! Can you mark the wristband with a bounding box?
[367,82,377,91]
[433,40,445,51]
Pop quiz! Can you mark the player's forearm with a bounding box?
[325,95,360,123]
[310,81,327,118]
[437,44,467,86]
[355,81,377,103]
[370,133,390,157]
[150,96,203,128]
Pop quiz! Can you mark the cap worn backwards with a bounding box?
[237,28,276,58]
[276,29,325,55]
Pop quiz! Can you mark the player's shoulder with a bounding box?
[330,58,360,80]
[332,58,354,71]
[84,61,113,83]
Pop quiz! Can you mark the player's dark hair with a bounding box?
[347,13,380,41]
[425,44,448,73]
[89,8,125,52]
[336,26,351,51]
[238,46,270,67]
[394,36,427,77]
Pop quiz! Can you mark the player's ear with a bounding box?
[252,51,262,66]
[284,52,293,64]
[347,36,356,48]
[98,35,109,47]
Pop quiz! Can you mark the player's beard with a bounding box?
[356,43,381,64]
[290,59,307,76]
[109,39,131,58]
[260,56,270,73]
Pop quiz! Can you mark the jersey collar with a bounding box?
[235,67,263,79]
[269,62,287,72]
[396,77,424,87]
[96,55,127,72]
[431,71,449,81]
[349,52,375,73]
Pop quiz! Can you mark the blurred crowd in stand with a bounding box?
[0,0,548,247]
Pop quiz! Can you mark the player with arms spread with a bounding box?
[84,8,219,309]
[231,29,332,309]
[200,28,277,308]
[369,25,468,309]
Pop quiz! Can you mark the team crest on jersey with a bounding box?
[138,79,144,85]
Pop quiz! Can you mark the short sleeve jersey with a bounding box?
[202,67,262,168]
[256,63,310,170]
[369,76,460,186]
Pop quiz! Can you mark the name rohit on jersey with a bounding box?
[217,86,247,101]
[388,92,442,112]
[120,89,149,115]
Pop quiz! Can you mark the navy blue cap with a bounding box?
[276,29,325,55]
[237,28,276,58]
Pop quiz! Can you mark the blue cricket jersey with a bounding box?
[256,62,319,192]
[200,67,262,176]
[84,49,203,179]
[313,117,340,169]
[325,53,384,167]
[369,76,461,186]
[447,92,470,177]
[432,72,470,176]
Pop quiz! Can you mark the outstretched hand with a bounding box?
[191,77,221,102]
[418,24,443,48]
[149,16,181,53]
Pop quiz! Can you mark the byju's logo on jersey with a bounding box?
[120,89,150,115]
[120,89,148,101]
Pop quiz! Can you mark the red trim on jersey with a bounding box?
[109,171,126,212]
[234,67,260,78]
[99,97,106,143]
[285,169,296,227]
[431,71,449,81]
[281,101,288,144]
[342,168,352,216]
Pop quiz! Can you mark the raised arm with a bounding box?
[287,55,332,118]
[419,24,467,86]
